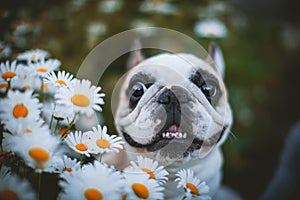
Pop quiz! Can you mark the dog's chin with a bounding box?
[122,124,227,160]
[122,128,205,160]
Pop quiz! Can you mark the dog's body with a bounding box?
[107,43,236,199]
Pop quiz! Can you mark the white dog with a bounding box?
[105,42,239,199]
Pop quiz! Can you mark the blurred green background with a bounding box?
[1,0,300,199]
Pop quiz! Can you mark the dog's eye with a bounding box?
[132,82,146,97]
[201,83,217,102]
[129,82,147,109]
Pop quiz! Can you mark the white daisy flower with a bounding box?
[64,131,90,157]
[10,66,42,90]
[0,80,9,93]
[17,49,49,63]
[4,119,48,136]
[2,131,62,172]
[194,19,227,39]
[123,170,164,200]
[44,70,75,88]
[125,156,169,185]
[53,155,81,175]
[52,103,74,121]
[98,0,124,14]
[139,0,178,15]
[0,172,37,200]
[55,79,105,117]
[58,161,123,200]
[175,169,211,200]
[0,60,18,80]
[0,89,42,124]
[28,58,61,77]
[82,125,124,155]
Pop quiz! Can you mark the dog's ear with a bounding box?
[207,42,225,78]
[126,40,144,70]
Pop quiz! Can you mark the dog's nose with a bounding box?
[158,89,175,104]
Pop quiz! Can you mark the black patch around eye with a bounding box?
[129,82,153,110]
[190,69,222,105]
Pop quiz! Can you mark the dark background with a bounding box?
[1,0,300,199]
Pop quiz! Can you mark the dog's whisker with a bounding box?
[228,130,238,142]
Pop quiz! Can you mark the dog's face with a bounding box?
[115,46,232,163]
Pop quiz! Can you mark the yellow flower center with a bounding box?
[36,67,47,73]
[76,143,88,151]
[62,167,72,173]
[186,182,199,196]
[24,128,32,134]
[2,71,16,79]
[84,188,103,200]
[13,104,28,118]
[96,139,110,149]
[71,94,90,107]
[30,54,37,60]
[22,85,31,90]
[28,148,49,169]
[41,83,49,90]
[141,168,155,179]
[0,190,19,200]
[59,127,68,135]
[56,79,67,86]
[29,148,49,162]
[0,82,9,89]
[132,183,149,199]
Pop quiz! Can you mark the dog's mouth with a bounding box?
[123,124,205,158]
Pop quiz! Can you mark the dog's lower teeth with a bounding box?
[162,132,186,139]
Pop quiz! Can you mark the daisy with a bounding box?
[44,70,75,88]
[0,80,9,93]
[52,155,81,175]
[4,119,48,136]
[64,131,90,157]
[0,89,42,124]
[139,0,178,15]
[175,169,211,200]
[28,58,61,77]
[0,172,37,200]
[58,161,123,200]
[0,60,18,80]
[98,0,124,14]
[125,156,169,185]
[194,19,227,39]
[10,66,42,90]
[52,103,74,121]
[123,169,164,200]
[82,125,124,155]
[2,131,62,172]
[55,79,105,117]
[17,49,49,63]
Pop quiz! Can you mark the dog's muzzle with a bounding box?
[122,87,227,158]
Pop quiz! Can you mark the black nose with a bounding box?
[158,89,175,104]
[157,88,181,126]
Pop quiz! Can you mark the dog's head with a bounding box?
[115,43,232,163]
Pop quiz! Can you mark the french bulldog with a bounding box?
[107,42,234,199]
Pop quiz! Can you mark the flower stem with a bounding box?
[99,153,103,163]
[38,172,42,199]
[49,114,54,129]
[61,112,78,139]
[54,119,60,134]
